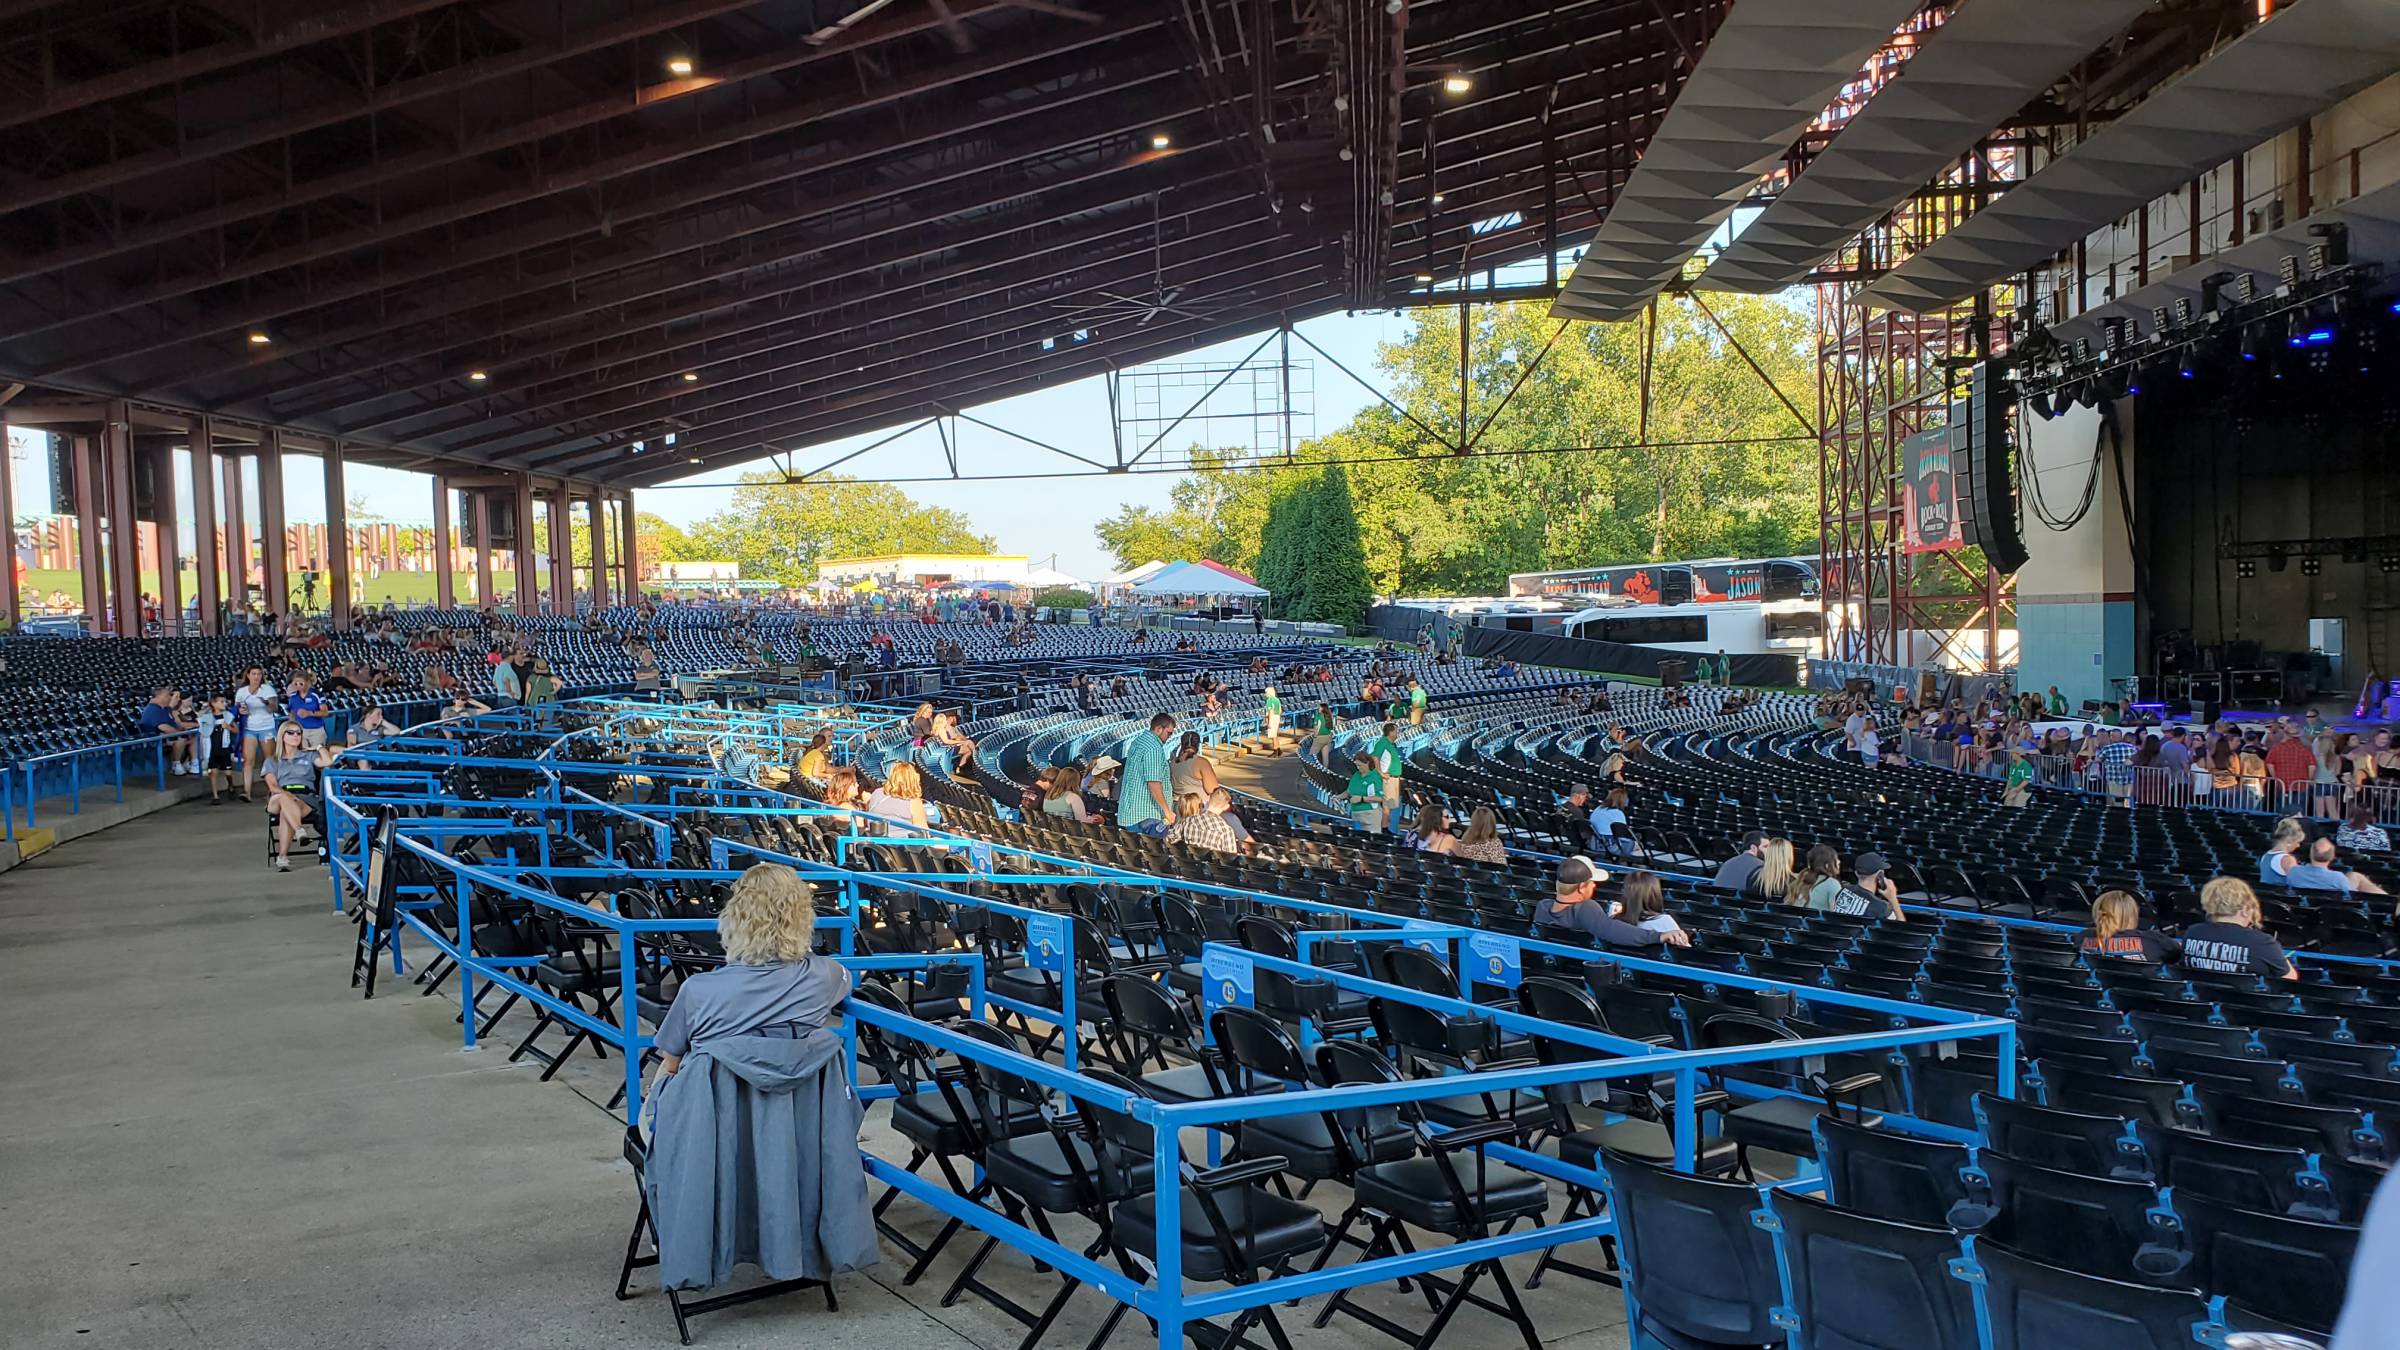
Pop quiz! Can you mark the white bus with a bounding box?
[1563,599,1823,657]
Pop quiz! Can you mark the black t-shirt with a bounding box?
[2177,922,2290,978]
[2080,929,2182,964]
[1823,883,1882,917]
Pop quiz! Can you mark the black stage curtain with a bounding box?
[1463,625,1799,687]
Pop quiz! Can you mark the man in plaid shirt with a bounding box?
[2096,729,2139,803]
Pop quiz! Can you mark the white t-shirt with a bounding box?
[1638,914,1683,935]
[1857,728,1880,761]
[236,683,280,734]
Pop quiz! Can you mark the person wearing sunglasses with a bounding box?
[262,721,339,872]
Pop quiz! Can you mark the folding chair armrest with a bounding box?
[1188,1156,1291,1191]
[1428,1117,1525,1151]
[1479,1056,1541,1074]
[1817,1072,1884,1102]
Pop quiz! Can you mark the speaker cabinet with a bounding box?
[1953,361,2029,574]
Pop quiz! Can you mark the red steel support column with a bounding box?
[258,430,288,620]
[431,474,455,609]
[587,491,610,610]
[471,491,494,607]
[190,415,220,634]
[222,451,248,616]
[103,402,141,636]
[324,440,352,630]
[0,417,15,631]
[74,436,103,624]
[513,474,538,616]
[547,485,573,614]
[152,443,182,635]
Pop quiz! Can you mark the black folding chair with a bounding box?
[615,1126,836,1345]
[1964,1238,2208,1350]
[1764,1188,1979,1350]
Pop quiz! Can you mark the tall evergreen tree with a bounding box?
[1297,466,1372,629]
[1252,472,1313,618]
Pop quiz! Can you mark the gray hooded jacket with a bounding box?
[643,1027,880,1290]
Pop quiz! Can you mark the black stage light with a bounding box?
[2280,255,2303,293]
[2382,554,2400,574]
[2174,297,2195,327]
[2302,557,2323,577]
[2238,559,2258,579]
[2232,274,2258,304]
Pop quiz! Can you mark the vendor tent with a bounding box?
[1131,561,1268,597]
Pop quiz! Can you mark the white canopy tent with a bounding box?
[1131,561,1268,598]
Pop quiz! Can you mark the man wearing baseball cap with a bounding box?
[1536,856,1689,949]
[1832,851,1906,921]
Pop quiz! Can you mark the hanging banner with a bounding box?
[1902,426,1964,555]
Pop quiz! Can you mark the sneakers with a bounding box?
[273,854,291,872]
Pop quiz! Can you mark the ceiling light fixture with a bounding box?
[1414,271,1434,283]
[667,56,695,77]
[247,331,271,345]
[1431,192,1446,204]
[1442,74,1472,95]
[467,370,489,383]
[1150,132,1171,149]
[681,371,700,383]
[688,456,703,464]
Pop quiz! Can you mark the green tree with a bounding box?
[570,511,695,568]
[684,474,993,584]
[1295,466,1372,629]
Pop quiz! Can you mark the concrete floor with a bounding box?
[0,804,1632,1350]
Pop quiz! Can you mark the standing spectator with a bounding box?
[2336,801,2391,852]
[2155,727,2194,804]
[1170,731,1220,800]
[196,694,240,804]
[1855,716,1880,769]
[2316,735,2351,819]
[138,686,198,776]
[1261,685,1282,749]
[1115,711,1178,836]
[1344,753,1386,834]
[2001,747,2035,807]
[1370,721,1405,830]
[2096,729,2137,805]
[2180,878,2295,980]
[2044,684,2068,716]
[234,665,280,802]
[286,673,329,749]
[1714,831,1768,894]
[1308,703,1335,759]
[1406,677,1426,727]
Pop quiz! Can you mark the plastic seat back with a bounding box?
[1814,1115,1973,1228]
[1599,1148,1780,1348]
[1968,1237,2207,1350]
[1970,1151,2170,1284]
[2172,1189,2358,1335]
[1766,1189,1978,1350]
[1974,1093,2143,1177]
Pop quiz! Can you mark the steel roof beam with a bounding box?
[10,13,1163,368]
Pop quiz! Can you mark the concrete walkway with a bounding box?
[0,803,1631,1350]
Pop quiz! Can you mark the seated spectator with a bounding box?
[1042,762,1093,823]
[866,762,929,831]
[1556,784,1596,852]
[1783,843,1847,912]
[2257,815,2306,885]
[2181,877,2295,980]
[1535,856,1688,948]
[1165,790,1242,853]
[795,731,833,782]
[1712,831,1767,894]
[345,704,393,749]
[439,690,491,721]
[2285,837,2389,896]
[139,686,198,776]
[1587,786,1633,857]
[1453,807,1508,865]
[1084,754,1121,806]
[1620,871,1681,938]
[2336,801,2391,853]
[1838,851,1907,921]
[2079,889,2180,964]
[263,721,339,873]
[1407,803,1457,856]
[820,766,865,812]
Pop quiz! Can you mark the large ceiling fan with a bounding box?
[1050,195,1266,328]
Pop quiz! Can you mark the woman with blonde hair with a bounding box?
[821,764,865,811]
[1043,760,1093,823]
[2184,877,2296,980]
[1453,807,1507,864]
[2257,816,2306,886]
[1752,837,1795,901]
[865,761,929,830]
[652,863,852,1081]
[2078,889,2178,963]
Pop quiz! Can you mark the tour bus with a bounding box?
[1562,597,1824,656]
[1507,556,1820,605]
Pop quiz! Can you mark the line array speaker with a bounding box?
[1951,360,2029,574]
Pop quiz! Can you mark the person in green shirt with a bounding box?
[1345,752,1387,833]
[1407,677,1427,726]
[1309,703,1335,759]
[1261,685,1283,748]
[2044,684,2068,716]
[1370,721,1405,832]
[2002,746,2036,807]
[1691,655,1712,686]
